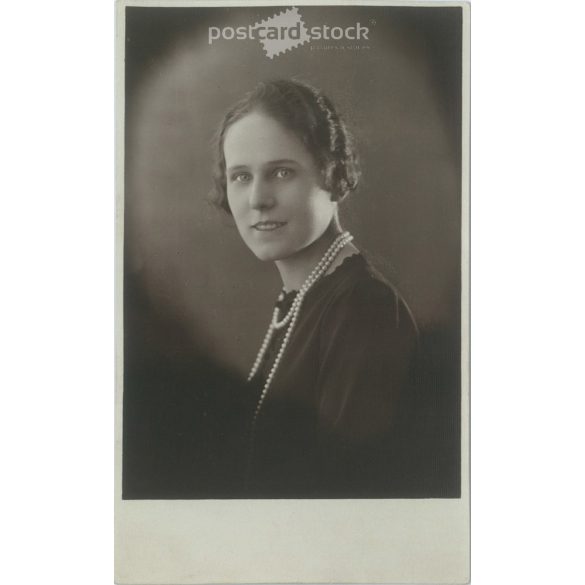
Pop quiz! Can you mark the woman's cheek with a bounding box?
[226,190,239,214]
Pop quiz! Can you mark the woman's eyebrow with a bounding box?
[266,159,299,166]
[226,164,249,172]
[227,159,300,173]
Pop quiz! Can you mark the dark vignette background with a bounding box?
[122,5,462,499]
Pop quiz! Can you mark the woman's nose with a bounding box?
[248,178,275,209]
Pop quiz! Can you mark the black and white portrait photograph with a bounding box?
[6,1,585,585]
[116,0,469,582]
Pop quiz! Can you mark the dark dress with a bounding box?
[246,253,419,498]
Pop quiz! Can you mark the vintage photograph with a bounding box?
[116,0,469,582]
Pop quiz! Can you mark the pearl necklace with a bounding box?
[245,231,354,475]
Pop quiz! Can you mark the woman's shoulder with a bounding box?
[322,253,418,337]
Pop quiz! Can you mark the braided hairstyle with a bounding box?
[211,79,361,214]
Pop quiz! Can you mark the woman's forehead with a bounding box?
[223,111,313,168]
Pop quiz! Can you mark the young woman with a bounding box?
[213,79,419,497]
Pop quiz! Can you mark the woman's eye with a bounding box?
[231,172,252,183]
[274,167,293,179]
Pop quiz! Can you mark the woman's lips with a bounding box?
[252,221,287,231]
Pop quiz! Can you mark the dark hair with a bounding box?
[211,79,361,214]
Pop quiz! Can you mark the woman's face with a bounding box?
[223,111,336,262]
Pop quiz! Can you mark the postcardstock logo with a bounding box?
[208,7,370,59]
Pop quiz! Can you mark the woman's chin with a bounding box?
[250,247,285,262]
[246,233,328,263]
[247,241,297,262]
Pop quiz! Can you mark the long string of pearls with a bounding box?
[245,231,354,481]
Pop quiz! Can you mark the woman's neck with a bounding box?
[275,223,358,292]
